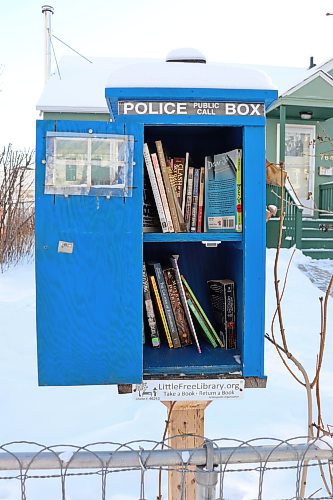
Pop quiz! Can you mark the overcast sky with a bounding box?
[1,0,333,148]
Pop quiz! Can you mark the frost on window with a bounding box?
[45,132,134,197]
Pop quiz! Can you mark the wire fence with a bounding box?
[0,436,332,499]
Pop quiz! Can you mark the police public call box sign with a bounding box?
[118,101,264,116]
[133,379,245,401]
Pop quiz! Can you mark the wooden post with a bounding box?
[163,401,211,500]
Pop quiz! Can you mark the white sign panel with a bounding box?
[133,379,244,401]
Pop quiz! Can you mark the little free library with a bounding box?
[35,51,278,389]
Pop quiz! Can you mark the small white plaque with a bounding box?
[133,379,244,401]
[319,166,333,176]
[58,241,74,254]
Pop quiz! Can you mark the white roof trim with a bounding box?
[282,70,333,97]
[36,105,109,113]
[310,57,333,74]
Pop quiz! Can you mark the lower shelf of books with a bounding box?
[143,344,242,377]
[143,240,243,376]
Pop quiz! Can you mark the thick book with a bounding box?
[163,267,192,347]
[143,263,160,347]
[173,157,185,204]
[170,255,201,353]
[184,166,194,231]
[149,274,173,348]
[190,168,200,232]
[181,275,224,348]
[196,167,205,232]
[181,152,190,216]
[149,262,181,348]
[143,143,169,233]
[143,166,161,233]
[151,152,174,233]
[155,140,181,232]
[207,279,236,349]
[204,149,242,232]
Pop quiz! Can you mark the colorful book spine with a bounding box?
[149,275,173,348]
[236,151,242,232]
[143,263,160,347]
[170,255,201,353]
[150,262,181,348]
[181,275,224,348]
[173,157,185,204]
[190,168,200,232]
[196,167,205,232]
[187,299,217,348]
[155,140,181,232]
[181,152,190,216]
[143,143,168,233]
[151,152,174,233]
[163,267,192,347]
[184,167,194,231]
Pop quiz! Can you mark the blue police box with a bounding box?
[35,53,277,387]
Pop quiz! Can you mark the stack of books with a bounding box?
[143,256,236,352]
[143,140,242,234]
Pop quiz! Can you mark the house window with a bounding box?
[277,124,315,216]
[44,133,134,197]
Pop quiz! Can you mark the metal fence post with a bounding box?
[195,440,218,500]
[195,466,218,500]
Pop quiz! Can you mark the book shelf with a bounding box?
[35,83,277,387]
[141,125,243,378]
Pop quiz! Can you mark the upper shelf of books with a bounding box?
[143,125,243,237]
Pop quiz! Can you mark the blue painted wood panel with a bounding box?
[242,126,266,377]
[36,120,143,385]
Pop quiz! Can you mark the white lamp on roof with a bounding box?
[166,48,206,64]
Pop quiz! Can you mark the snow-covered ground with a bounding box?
[0,248,332,499]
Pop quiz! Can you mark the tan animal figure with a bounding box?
[266,160,287,187]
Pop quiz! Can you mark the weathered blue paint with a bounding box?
[36,120,143,385]
[36,83,278,385]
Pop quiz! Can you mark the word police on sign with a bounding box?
[118,101,264,117]
[133,379,245,401]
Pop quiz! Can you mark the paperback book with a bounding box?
[143,167,161,233]
[143,263,160,347]
[207,279,236,349]
[204,148,242,232]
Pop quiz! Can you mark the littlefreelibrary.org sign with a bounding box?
[133,379,245,401]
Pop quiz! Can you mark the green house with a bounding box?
[265,58,333,259]
[37,54,333,259]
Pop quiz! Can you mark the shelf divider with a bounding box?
[143,232,242,243]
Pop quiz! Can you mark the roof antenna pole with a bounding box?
[42,5,54,84]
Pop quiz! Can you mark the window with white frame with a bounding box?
[44,132,134,197]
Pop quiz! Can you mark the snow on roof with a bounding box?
[36,55,312,114]
[106,60,275,90]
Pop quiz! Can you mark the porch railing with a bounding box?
[319,182,333,215]
[266,182,303,249]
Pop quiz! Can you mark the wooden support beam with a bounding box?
[163,401,211,500]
